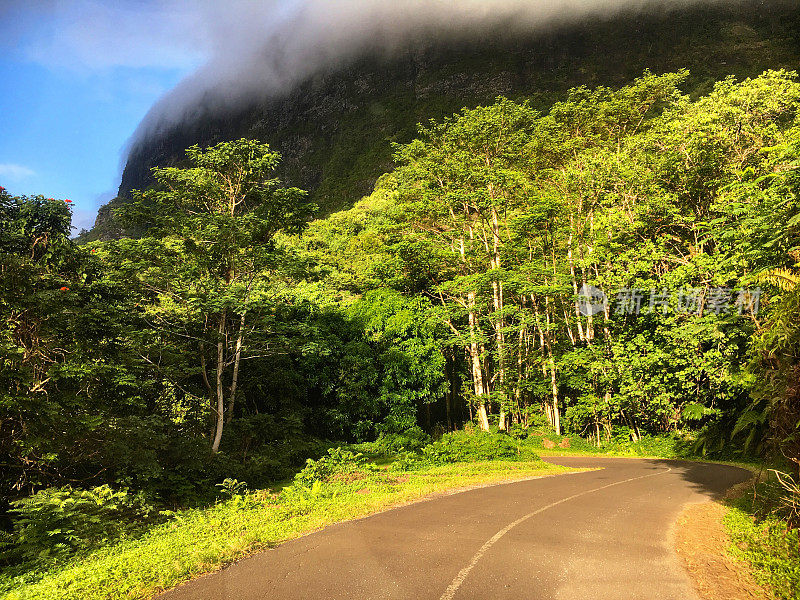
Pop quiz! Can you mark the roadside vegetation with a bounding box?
[2,69,799,596]
[725,473,800,600]
[1,435,575,600]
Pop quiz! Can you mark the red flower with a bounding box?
[91,248,98,253]
[65,199,73,203]
[59,287,70,292]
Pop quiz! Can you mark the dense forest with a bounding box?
[2,69,800,592]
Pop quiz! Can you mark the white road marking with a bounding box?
[438,466,673,600]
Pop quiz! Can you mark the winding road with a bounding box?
[159,457,750,600]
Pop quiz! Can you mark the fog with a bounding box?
[128,0,724,152]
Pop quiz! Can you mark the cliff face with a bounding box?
[91,0,800,238]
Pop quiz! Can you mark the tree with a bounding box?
[391,99,541,430]
[730,131,800,478]
[118,139,313,453]
[0,191,147,499]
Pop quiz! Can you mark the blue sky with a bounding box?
[0,1,208,232]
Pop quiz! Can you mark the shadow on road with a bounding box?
[544,456,752,500]
[661,459,752,499]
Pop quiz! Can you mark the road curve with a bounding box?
[158,457,750,600]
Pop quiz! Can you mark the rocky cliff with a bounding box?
[89,0,800,239]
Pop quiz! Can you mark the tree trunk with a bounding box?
[621,410,640,442]
[211,309,227,454]
[444,349,453,430]
[549,353,561,435]
[225,311,246,424]
[531,295,557,431]
[491,207,507,430]
[468,292,490,431]
[568,217,586,343]
[543,296,561,435]
[514,308,527,425]
[199,342,216,440]
[475,403,490,432]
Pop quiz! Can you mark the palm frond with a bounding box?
[757,268,800,292]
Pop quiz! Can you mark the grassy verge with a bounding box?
[536,446,761,471]
[530,432,763,472]
[2,460,577,600]
[724,478,800,600]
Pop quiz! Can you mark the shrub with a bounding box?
[533,431,689,458]
[430,430,534,462]
[507,423,529,440]
[99,416,330,505]
[358,427,432,456]
[770,470,800,528]
[215,478,248,499]
[390,430,541,470]
[2,485,158,565]
[278,448,381,515]
[388,451,426,471]
[536,433,601,453]
[604,433,682,457]
[292,447,378,487]
[277,480,326,516]
[521,409,555,434]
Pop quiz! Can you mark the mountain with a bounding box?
[88,0,800,239]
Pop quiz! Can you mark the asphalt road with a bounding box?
[158,457,750,600]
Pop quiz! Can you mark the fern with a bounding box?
[732,409,768,438]
[682,403,708,421]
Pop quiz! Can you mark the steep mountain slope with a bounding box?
[90,0,800,238]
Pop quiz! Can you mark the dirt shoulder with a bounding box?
[675,500,770,600]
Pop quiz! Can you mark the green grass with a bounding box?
[724,480,800,600]
[533,433,682,458]
[530,433,767,479]
[1,460,577,600]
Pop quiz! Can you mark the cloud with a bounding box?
[125,0,725,150]
[3,1,728,155]
[0,163,36,180]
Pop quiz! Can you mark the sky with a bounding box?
[0,1,208,232]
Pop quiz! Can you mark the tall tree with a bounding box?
[391,99,540,430]
[119,139,313,452]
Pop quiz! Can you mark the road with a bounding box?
[158,457,750,600]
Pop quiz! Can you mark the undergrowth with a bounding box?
[725,472,800,600]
